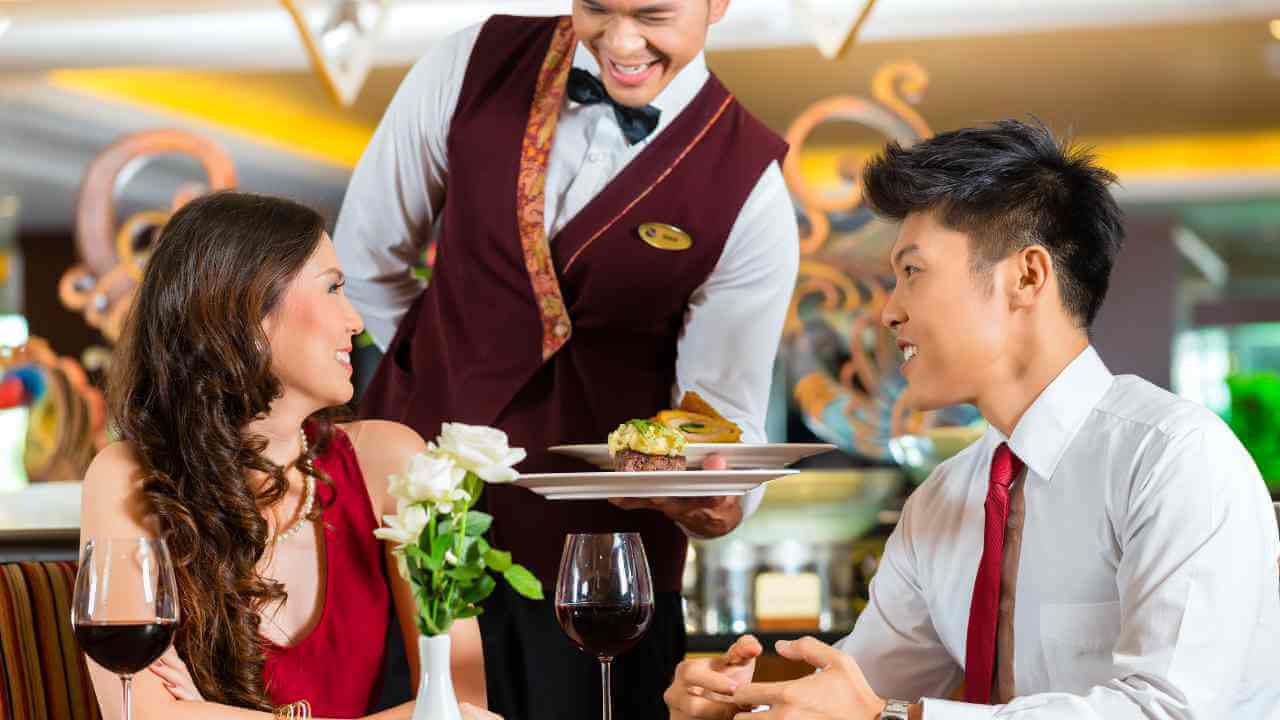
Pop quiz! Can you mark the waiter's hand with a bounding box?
[666,634,762,719]
[610,454,744,538]
[730,637,889,720]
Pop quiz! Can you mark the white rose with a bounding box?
[389,451,469,509]
[435,423,527,484]
[374,502,429,548]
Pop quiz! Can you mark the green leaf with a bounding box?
[460,574,496,604]
[464,511,493,537]
[445,565,484,582]
[436,518,454,539]
[484,548,512,573]
[430,538,448,569]
[464,539,485,566]
[416,595,437,635]
[433,606,454,634]
[475,537,491,555]
[406,544,441,572]
[461,473,484,510]
[455,606,484,619]
[503,564,544,600]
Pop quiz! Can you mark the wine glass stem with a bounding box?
[122,675,134,720]
[600,659,613,720]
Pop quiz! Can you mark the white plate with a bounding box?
[513,469,799,500]
[547,443,836,470]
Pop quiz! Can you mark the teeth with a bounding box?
[615,61,652,75]
[903,345,918,361]
[336,351,350,364]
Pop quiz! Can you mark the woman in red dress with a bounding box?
[79,192,486,719]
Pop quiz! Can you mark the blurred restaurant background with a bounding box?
[2,0,1279,664]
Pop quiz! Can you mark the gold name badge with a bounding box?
[638,222,693,251]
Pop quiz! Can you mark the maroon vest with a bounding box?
[360,15,789,592]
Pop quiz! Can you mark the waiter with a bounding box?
[333,1,799,718]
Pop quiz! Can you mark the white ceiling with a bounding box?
[1,0,1277,71]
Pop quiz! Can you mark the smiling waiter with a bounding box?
[332,1,799,718]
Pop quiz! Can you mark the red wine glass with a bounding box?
[555,532,654,720]
[72,537,180,720]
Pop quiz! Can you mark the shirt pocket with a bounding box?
[1039,600,1121,694]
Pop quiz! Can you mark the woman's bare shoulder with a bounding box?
[342,420,428,459]
[84,441,142,490]
[81,441,155,539]
[340,421,428,513]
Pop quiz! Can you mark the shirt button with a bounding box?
[553,321,570,337]
[587,151,602,163]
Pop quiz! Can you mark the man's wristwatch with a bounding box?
[880,699,911,720]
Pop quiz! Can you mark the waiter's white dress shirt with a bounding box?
[838,346,1280,718]
[332,22,800,459]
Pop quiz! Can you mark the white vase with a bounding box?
[411,634,461,720]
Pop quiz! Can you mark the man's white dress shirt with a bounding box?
[838,346,1280,718]
[332,22,800,456]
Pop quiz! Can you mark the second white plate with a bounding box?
[513,469,799,500]
[547,443,836,470]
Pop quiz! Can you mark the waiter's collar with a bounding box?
[571,42,710,142]
[982,345,1114,484]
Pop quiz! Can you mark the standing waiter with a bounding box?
[333,1,799,718]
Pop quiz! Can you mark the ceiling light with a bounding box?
[283,0,388,106]
[1271,19,1280,41]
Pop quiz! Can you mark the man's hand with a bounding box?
[610,453,744,537]
[730,637,886,720]
[666,634,763,719]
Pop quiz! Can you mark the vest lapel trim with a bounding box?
[516,16,575,362]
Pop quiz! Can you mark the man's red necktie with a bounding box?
[963,442,1024,704]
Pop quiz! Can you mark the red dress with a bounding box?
[262,426,391,718]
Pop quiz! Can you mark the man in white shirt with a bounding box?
[663,120,1280,719]
[333,2,798,718]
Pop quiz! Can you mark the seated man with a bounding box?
[664,120,1280,719]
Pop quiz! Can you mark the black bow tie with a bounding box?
[567,68,661,145]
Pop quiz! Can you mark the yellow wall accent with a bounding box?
[45,68,1280,184]
[797,130,1280,189]
[49,69,375,168]
[1091,130,1280,177]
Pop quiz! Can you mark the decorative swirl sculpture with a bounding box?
[59,130,237,341]
[21,130,237,482]
[781,61,979,461]
[1,338,107,482]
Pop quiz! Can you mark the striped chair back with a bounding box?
[0,561,101,720]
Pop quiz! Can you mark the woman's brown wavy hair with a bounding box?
[110,191,340,710]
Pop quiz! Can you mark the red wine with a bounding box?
[73,620,177,675]
[556,601,653,659]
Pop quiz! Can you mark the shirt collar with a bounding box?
[571,42,709,142]
[983,345,1114,484]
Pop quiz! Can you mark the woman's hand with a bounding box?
[148,647,204,702]
[460,702,503,719]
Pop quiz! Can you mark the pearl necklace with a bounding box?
[274,429,316,546]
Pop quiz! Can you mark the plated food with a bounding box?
[652,391,742,444]
[606,392,741,471]
[607,420,687,472]
[527,392,830,500]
